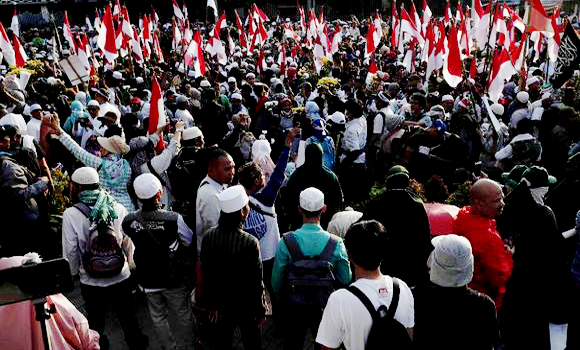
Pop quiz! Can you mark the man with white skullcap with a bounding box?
[198,185,265,349]
[272,187,352,349]
[122,173,195,350]
[62,167,148,350]
[413,234,499,349]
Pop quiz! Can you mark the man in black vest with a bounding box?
[122,173,196,350]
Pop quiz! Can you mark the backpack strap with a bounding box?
[73,202,92,218]
[146,160,167,187]
[282,232,304,261]
[347,285,378,318]
[319,235,339,261]
[347,277,401,320]
[387,278,401,319]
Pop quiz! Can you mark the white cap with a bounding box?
[0,113,27,134]
[526,76,540,86]
[491,103,504,116]
[133,173,162,199]
[228,77,236,83]
[176,95,189,103]
[218,185,249,213]
[441,94,454,103]
[87,100,100,107]
[30,104,42,112]
[182,126,203,140]
[112,71,123,80]
[299,187,325,212]
[516,91,529,104]
[136,77,144,84]
[246,72,256,79]
[231,93,243,101]
[327,111,346,124]
[429,234,474,287]
[200,80,211,88]
[71,167,99,185]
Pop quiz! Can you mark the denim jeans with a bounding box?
[145,285,195,350]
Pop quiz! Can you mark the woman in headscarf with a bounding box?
[50,119,136,213]
[63,101,90,134]
[305,118,336,170]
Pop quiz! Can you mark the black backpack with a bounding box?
[282,232,338,309]
[348,278,413,350]
[74,203,125,278]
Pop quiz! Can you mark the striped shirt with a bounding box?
[59,133,135,212]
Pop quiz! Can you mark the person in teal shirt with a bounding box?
[271,187,352,349]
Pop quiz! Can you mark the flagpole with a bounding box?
[482,1,496,86]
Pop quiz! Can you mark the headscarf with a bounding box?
[252,140,275,182]
[75,91,88,107]
[78,189,118,224]
[127,136,154,174]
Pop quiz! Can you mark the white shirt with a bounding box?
[175,108,194,127]
[341,117,367,164]
[62,202,132,287]
[316,276,415,350]
[26,118,41,142]
[195,175,226,253]
[373,107,393,135]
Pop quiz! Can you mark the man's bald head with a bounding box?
[470,179,504,218]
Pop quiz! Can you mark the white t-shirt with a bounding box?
[316,276,415,350]
[26,118,41,142]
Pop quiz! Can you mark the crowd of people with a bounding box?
[0,2,580,349]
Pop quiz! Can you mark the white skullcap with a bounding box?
[176,95,189,103]
[429,234,474,287]
[218,185,249,213]
[136,77,144,84]
[526,76,540,86]
[0,113,27,134]
[491,103,505,116]
[112,71,124,80]
[200,80,211,88]
[71,167,99,185]
[30,104,42,112]
[246,72,256,79]
[228,77,236,83]
[231,93,243,101]
[299,187,325,212]
[87,100,100,107]
[516,91,530,104]
[182,127,203,140]
[441,95,454,103]
[133,173,162,199]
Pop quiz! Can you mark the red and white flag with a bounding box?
[97,4,118,64]
[131,27,144,63]
[487,48,516,103]
[75,34,90,72]
[113,0,122,21]
[410,1,422,39]
[13,34,26,68]
[401,7,424,46]
[444,1,452,26]
[472,0,484,29]
[529,0,553,33]
[475,0,492,49]
[365,19,377,58]
[173,0,184,21]
[442,23,463,88]
[546,9,561,62]
[86,16,94,32]
[94,10,101,33]
[391,3,400,49]
[235,10,248,49]
[0,22,15,67]
[330,24,342,55]
[207,0,218,20]
[11,8,19,37]
[148,75,167,153]
[278,44,287,77]
[63,11,76,55]
[153,32,164,63]
[510,31,528,72]
[185,31,206,78]
[422,0,432,36]
[121,7,133,40]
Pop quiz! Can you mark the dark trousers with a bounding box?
[80,278,147,350]
[203,313,261,350]
[567,285,580,349]
[281,307,323,350]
